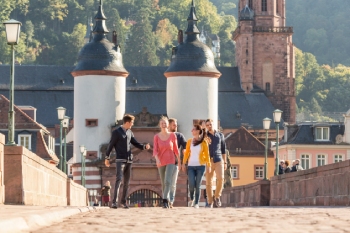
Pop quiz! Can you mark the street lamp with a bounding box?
[263,118,271,180]
[62,116,70,174]
[273,109,283,176]
[57,107,66,171]
[80,145,86,186]
[3,19,22,146]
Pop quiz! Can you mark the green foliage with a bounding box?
[287,0,350,66]
[0,0,236,66]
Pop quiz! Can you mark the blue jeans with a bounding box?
[170,168,179,203]
[158,164,176,201]
[188,166,206,205]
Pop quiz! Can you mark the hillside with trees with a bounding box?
[0,0,236,67]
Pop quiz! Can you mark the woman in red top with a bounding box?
[153,116,180,208]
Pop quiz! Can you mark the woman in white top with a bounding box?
[182,124,211,208]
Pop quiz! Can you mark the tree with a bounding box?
[124,9,159,66]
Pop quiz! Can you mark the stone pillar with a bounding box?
[0,133,4,204]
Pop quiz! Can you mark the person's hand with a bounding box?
[105,159,110,167]
[177,163,182,171]
[145,143,150,150]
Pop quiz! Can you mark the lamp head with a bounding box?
[263,118,271,130]
[83,149,87,157]
[56,107,66,120]
[273,109,283,123]
[79,145,85,154]
[3,19,22,45]
[62,116,70,129]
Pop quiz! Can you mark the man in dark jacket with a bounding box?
[105,114,150,209]
[205,119,227,208]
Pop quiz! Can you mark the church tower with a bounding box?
[233,0,295,123]
[165,0,221,138]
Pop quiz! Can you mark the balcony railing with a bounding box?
[253,26,293,33]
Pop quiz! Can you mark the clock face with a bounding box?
[335,134,343,144]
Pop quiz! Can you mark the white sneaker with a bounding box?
[194,204,199,209]
[188,200,194,207]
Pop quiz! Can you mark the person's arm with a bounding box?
[105,130,118,159]
[182,139,191,164]
[220,133,227,169]
[130,132,146,150]
[180,133,187,150]
[203,140,211,167]
[153,135,158,157]
[172,134,180,157]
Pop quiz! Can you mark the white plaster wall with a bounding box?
[167,76,218,139]
[344,110,350,144]
[74,75,126,162]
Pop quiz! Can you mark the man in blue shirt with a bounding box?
[168,118,186,208]
[205,119,226,208]
[105,114,150,209]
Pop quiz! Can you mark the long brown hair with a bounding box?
[192,124,207,146]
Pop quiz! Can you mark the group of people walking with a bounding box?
[104,114,226,209]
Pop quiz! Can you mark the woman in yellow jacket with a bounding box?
[182,124,211,208]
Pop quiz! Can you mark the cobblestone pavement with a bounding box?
[33,207,350,233]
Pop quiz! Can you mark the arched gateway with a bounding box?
[127,189,162,207]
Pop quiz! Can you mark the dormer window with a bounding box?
[315,127,329,141]
[18,134,31,150]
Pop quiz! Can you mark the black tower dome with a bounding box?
[72,0,128,77]
[165,0,221,77]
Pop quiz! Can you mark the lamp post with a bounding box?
[62,116,70,174]
[80,145,86,187]
[273,109,283,176]
[57,107,66,171]
[263,118,271,180]
[93,189,98,206]
[89,189,93,206]
[3,19,22,146]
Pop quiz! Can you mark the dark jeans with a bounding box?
[188,165,206,205]
[112,162,132,204]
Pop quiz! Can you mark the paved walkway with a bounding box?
[33,207,350,233]
[0,205,100,233]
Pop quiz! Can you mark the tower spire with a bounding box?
[185,0,200,41]
[92,0,109,37]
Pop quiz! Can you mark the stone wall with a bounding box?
[67,178,88,206]
[0,133,4,204]
[4,146,67,205]
[221,180,270,207]
[270,160,350,206]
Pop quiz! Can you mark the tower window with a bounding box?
[265,82,271,92]
[246,49,248,55]
[262,0,267,12]
[276,0,279,14]
[249,0,253,9]
[246,60,248,64]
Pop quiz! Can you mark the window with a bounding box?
[315,127,329,141]
[317,155,326,167]
[262,0,267,12]
[301,154,310,169]
[334,155,343,163]
[249,0,253,9]
[18,134,31,150]
[265,82,271,92]
[276,0,279,14]
[85,119,98,127]
[254,165,264,179]
[231,165,239,179]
